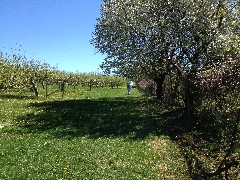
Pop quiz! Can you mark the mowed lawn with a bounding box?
[0,86,190,179]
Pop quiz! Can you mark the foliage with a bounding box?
[92,0,239,105]
[0,50,127,98]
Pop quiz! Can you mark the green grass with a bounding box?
[1,133,188,179]
[1,86,240,179]
[0,86,190,179]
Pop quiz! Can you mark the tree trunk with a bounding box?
[45,82,48,98]
[153,75,165,101]
[61,81,65,98]
[41,81,45,89]
[88,82,92,91]
[29,77,38,98]
[183,73,195,119]
[167,75,173,105]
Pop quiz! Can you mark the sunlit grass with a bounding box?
[0,133,189,179]
[0,86,190,179]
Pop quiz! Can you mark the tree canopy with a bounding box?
[93,0,239,76]
[92,0,239,106]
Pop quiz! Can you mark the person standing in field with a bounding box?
[127,81,133,95]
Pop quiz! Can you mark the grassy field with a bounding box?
[3,85,238,179]
[0,86,190,179]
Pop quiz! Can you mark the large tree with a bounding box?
[92,0,239,107]
[92,0,173,100]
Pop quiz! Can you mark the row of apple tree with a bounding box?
[0,52,127,98]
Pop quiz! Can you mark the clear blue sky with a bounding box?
[0,0,105,73]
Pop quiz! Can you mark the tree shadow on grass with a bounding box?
[18,96,190,140]
[17,96,222,178]
[16,95,240,179]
